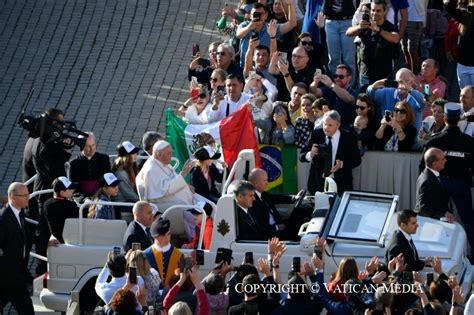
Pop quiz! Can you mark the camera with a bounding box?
[384,110,392,122]
[362,13,370,22]
[253,11,261,22]
[18,90,88,150]
[217,85,226,98]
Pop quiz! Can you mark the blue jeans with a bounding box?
[325,19,356,77]
[457,63,474,89]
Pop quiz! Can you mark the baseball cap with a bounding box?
[53,176,78,192]
[99,172,121,187]
[116,141,140,156]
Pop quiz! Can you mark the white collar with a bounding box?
[399,228,412,242]
[255,191,262,198]
[392,88,413,102]
[153,243,171,252]
[236,203,248,214]
[427,167,440,177]
[135,220,148,233]
[9,203,21,216]
[327,129,341,143]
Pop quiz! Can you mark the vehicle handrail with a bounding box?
[29,189,54,199]
[220,166,227,195]
[163,204,207,250]
[78,200,135,246]
[25,217,38,225]
[30,252,47,262]
[222,157,243,194]
[24,174,37,186]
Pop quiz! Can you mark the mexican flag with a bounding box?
[166,107,261,172]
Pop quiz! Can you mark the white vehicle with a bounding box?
[39,150,474,313]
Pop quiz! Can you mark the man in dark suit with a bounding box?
[385,209,433,272]
[415,148,453,222]
[300,110,361,195]
[123,201,155,251]
[234,181,270,241]
[0,182,34,314]
[248,168,308,240]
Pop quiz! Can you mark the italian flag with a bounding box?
[166,107,261,172]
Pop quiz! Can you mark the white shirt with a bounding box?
[185,103,213,124]
[400,228,413,244]
[95,264,144,304]
[327,129,341,168]
[152,243,171,253]
[427,167,440,178]
[208,93,252,121]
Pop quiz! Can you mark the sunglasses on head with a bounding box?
[394,108,407,114]
[301,40,312,46]
[334,74,346,80]
[355,105,367,110]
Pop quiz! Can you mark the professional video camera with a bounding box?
[17,89,88,150]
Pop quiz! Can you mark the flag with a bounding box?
[166,107,261,173]
[259,144,298,194]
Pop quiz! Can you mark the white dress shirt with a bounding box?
[208,93,252,121]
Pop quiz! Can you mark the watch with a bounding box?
[283,73,290,78]
[330,83,336,89]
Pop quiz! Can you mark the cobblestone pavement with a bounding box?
[0,0,226,194]
[0,0,226,313]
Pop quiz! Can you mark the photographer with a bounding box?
[300,110,361,195]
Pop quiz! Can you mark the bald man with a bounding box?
[123,201,155,251]
[0,182,34,314]
[415,148,453,222]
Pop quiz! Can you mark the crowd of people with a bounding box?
[2,0,474,314]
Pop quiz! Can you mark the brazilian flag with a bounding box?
[259,144,297,194]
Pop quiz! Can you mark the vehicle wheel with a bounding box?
[79,277,100,314]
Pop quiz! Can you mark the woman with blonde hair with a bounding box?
[127,250,161,306]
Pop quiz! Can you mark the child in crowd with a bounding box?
[353,115,369,155]
[313,97,330,130]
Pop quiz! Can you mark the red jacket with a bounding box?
[445,18,460,61]
[182,217,213,250]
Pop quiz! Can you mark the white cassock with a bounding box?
[136,157,193,211]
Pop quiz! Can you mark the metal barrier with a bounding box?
[24,174,37,186]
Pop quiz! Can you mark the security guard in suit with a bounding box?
[421,103,474,251]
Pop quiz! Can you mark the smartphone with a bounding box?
[423,121,430,133]
[129,266,137,284]
[362,13,370,23]
[185,256,193,271]
[131,242,141,251]
[245,252,254,265]
[217,85,226,97]
[215,248,232,265]
[113,246,121,255]
[292,257,301,273]
[424,84,430,96]
[192,44,200,57]
[253,11,261,22]
[315,68,322,76]
[384,110,392,122]
[426,272,434,287]
[251,31,259,40]
[314,245,323,260]
[278,51,287,64]
[195,250,204,266]
[179,254,186,273]
[384,80,398,88]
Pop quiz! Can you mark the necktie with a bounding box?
[409,238,418,260]
[323,136,333,177]
[19,211,28,258]
[145,227,153,242]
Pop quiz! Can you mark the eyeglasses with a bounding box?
[14,194,29,198]
[217,51,227,56]
[394,108,407,114]
[210,77,219,82]
[197,93,207,99]
[292,54,307,59]
[301,40,312,46]
[355,105,367,110]
[334,74,346,80]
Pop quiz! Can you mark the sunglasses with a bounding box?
[334,74,346,80]
[210,77,219,82]
[301,40,312,46]
[217,52,227,56]
[197,93,207,99]
[394,108,407,114]
[355,105,367,110]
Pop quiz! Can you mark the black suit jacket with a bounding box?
[415,168,450,220]
[0,206,33,287]
[385,230,425,272]
[123,220,153,252]
[300,128,361,195]
[251,192,292,234]
[235,202,269,241]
